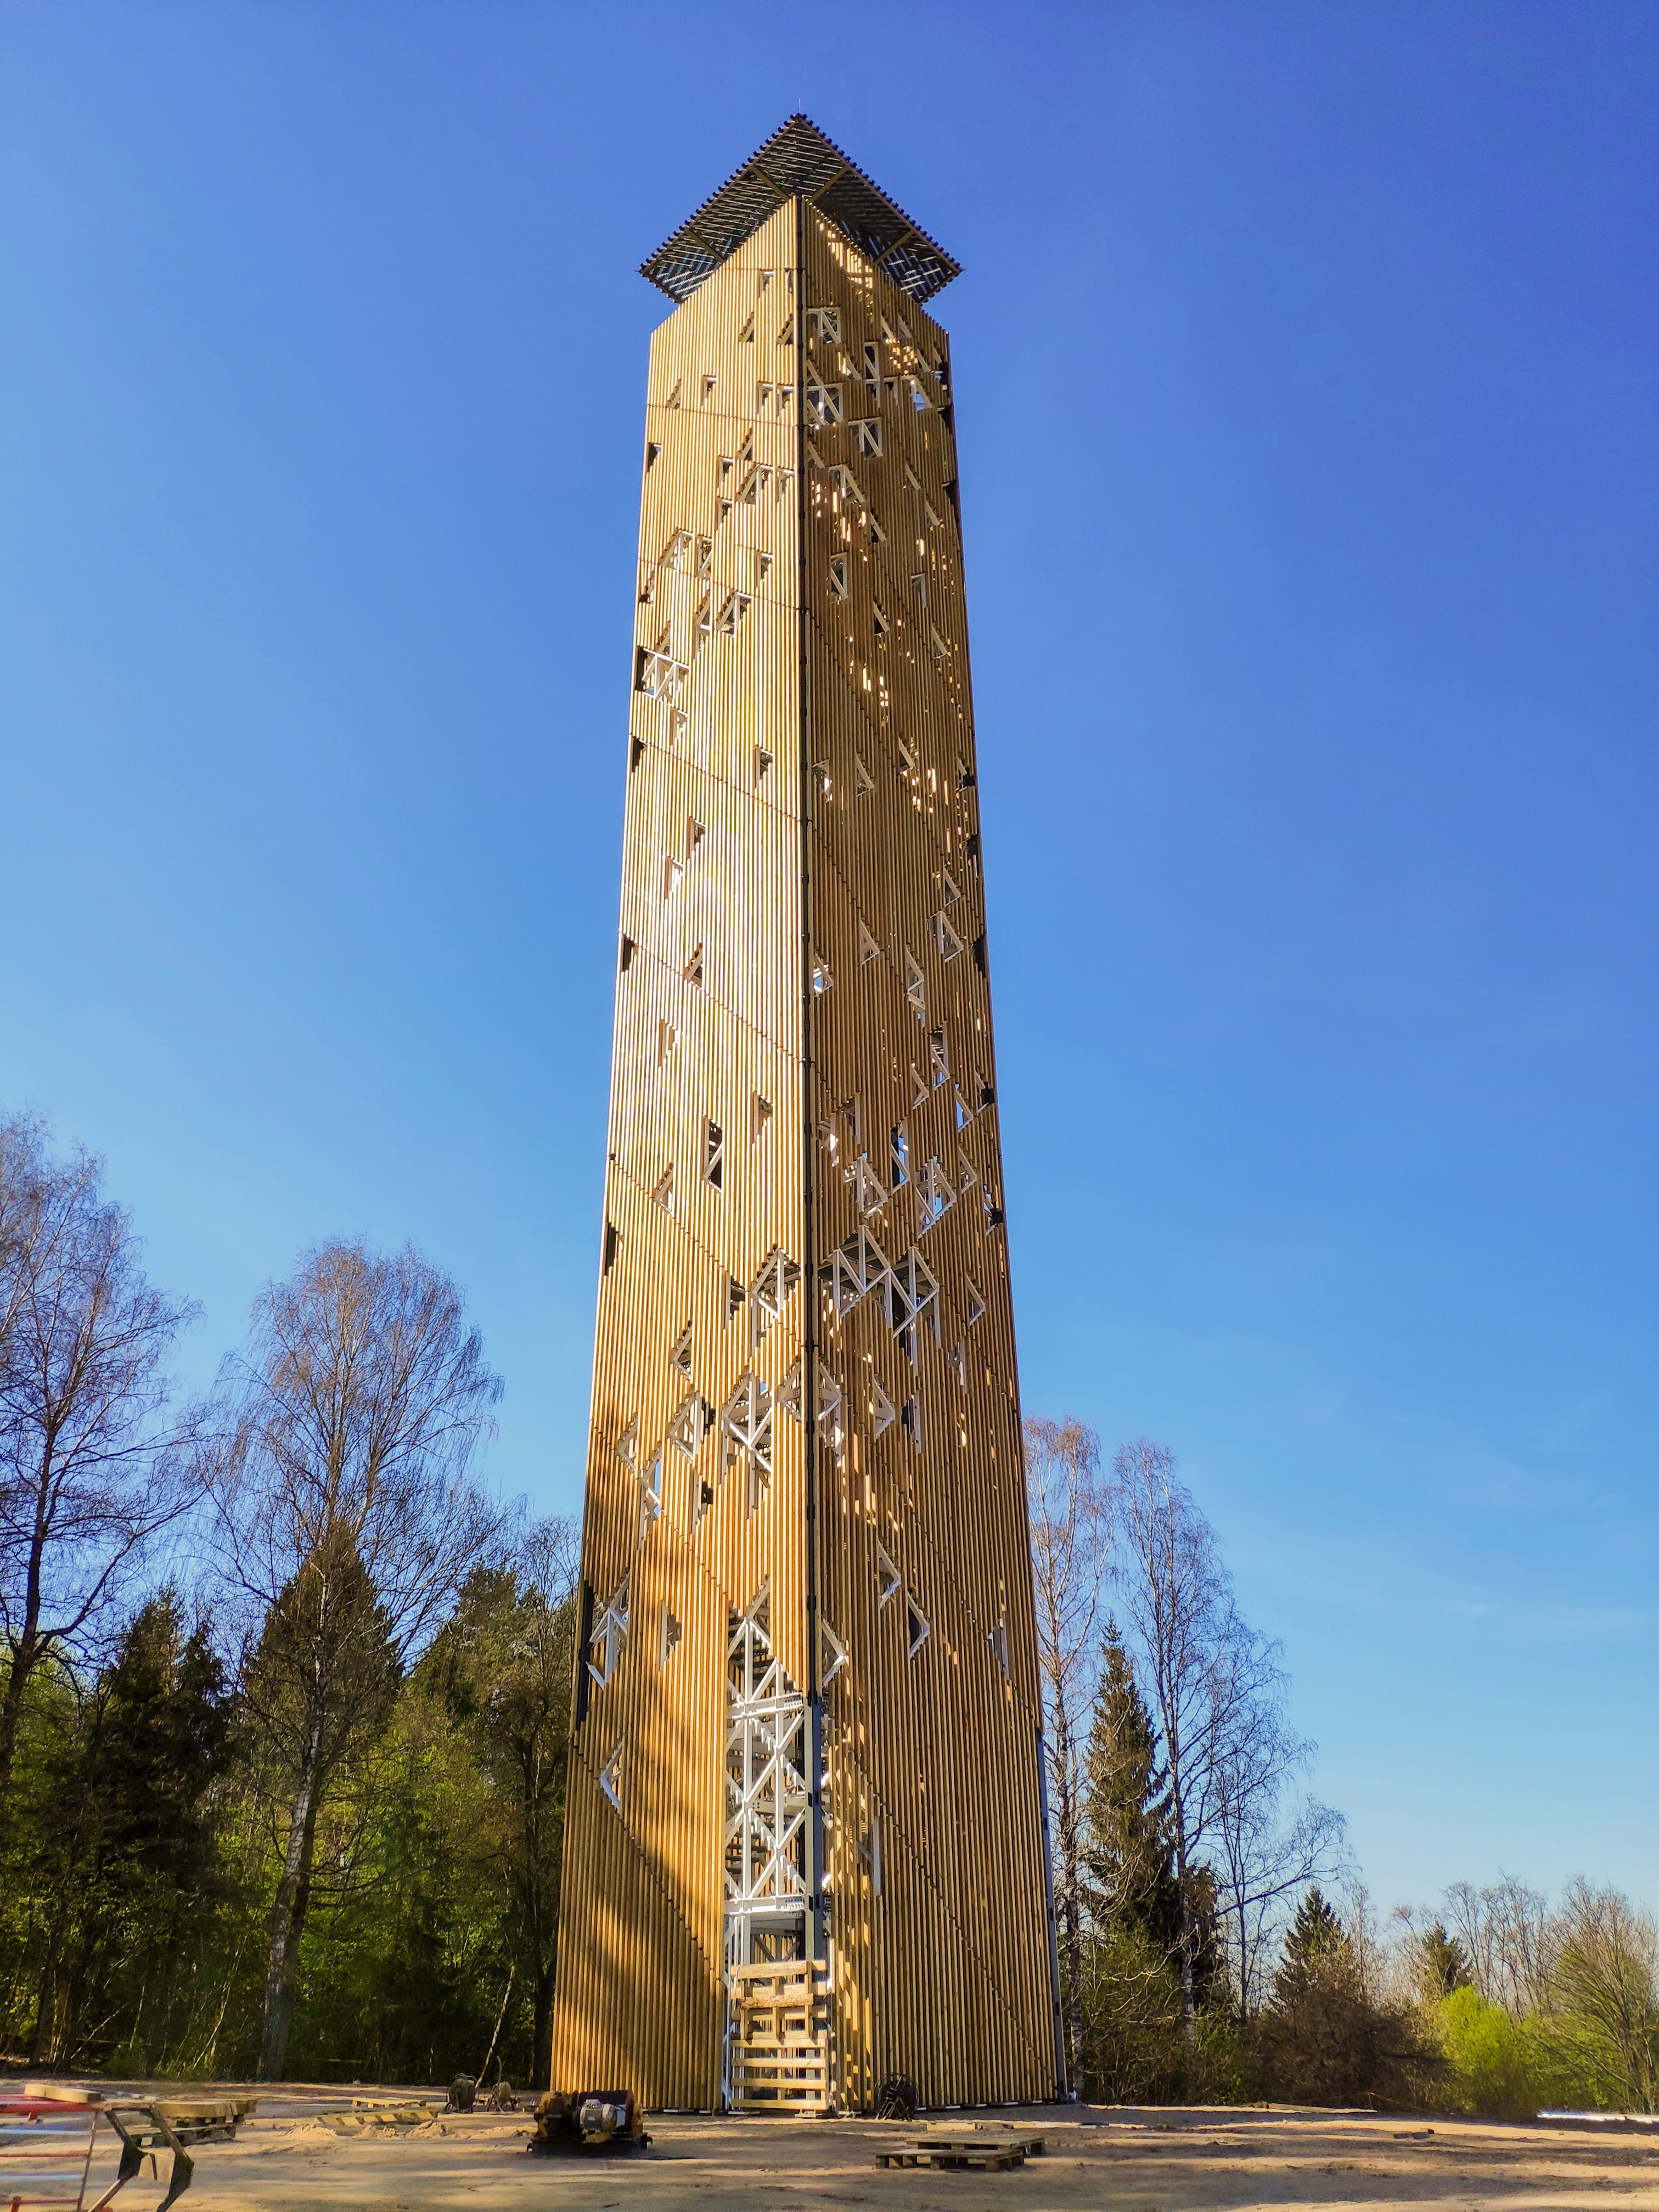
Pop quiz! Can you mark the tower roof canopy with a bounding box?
[640,115,961,307]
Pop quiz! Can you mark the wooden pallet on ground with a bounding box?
[875,2126,1045,2171]
[728,1959,834,2115]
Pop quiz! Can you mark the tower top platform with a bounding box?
[639,114,961,307]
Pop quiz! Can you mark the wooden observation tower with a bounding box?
[550,116,1063,2113]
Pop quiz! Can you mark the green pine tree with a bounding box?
[1280,1885,1346,1981]
[1417,1921,1472,2000]
[1080,1620,1180,1948]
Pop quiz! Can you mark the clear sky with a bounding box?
[2,2,1654,1921]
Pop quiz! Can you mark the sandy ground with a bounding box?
[32,2085,1659,2212]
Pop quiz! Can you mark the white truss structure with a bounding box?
[918,1156,955,1232]
[721,1370,774,1508]
[666,1388,709,1460]
[843,1152,887,1217]
[588,1574,629,1688]
[821,1225,893,1319]
[724,1587,809,1968]
[748,1245,801,1347]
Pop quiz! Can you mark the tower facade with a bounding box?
[552,118,1062,2113]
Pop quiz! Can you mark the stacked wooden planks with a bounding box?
[729,1959,834,2114]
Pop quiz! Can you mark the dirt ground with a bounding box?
[38,2084,1659,2212]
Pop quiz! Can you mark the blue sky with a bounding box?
[2,2,1654,1918]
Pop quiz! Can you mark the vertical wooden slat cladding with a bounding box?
[552,188,1059,2114]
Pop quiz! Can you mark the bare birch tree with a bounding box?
[1443,1875,1555,2016]
[1023,1414,1109,2080]
[1550,1880,1659,2113]
[206,1238,505,2080]
[1206,1626,1347,2016]
[0,1116,198,1833]
[1112,1437,1244,2037]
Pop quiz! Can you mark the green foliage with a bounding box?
[0,1526,576,2085]
[1416,1922,1472,2000]
[1431,1986,1557,2118]
[1074,1623,1233,2099]
[1255,1888,1436,2108]
[1081,1622,1180,1950]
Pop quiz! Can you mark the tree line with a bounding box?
[2,1112,1654,2107]
[0,1114,576,2085]
[1025,1416,1659,2112]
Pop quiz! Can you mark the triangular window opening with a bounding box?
[660,1606,683,1667]
[906,1599,930,1659]
[671,1324,694,1376]
[703,1119,723,1189]
[820,1619,849,1687]
[755,745,773,781]
[738,314,755,343]
[830,556,848,599]
[657,1018,677,1064]
[639,1451,663,1532]
[940,868,962,908]
[683,943,704,987]
[843,1155,887,1217]
[930,1027,950,1088]
[775,1355,803,1423]
[966,1278,987,1328]
[666,1388,708,1461]
[599,1740,623,1810]
[935,911,966,963]
[649,1167,674,1216]
[811,957,833,996]
[663,855,682,899]
[751,1092,773,1140]
[904,954,926,1020]
[910,1066,928,1110]
[664,379,682,409]
[858,920,880,965]
[890,1124,910,1188]
[588,1574,630,1688]
[749,1246,801,1334]
[854,754,875,797]
[872,603,890,637]
[874,1541,901,1608]
[954,1086,973,1132]
[919,1157,954,1232]
[687,817,705,854]
[615,1421,638,1471]
[726,1275,746,1321]
[869,1378,897,1440]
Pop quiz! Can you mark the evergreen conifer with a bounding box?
[1081,1620,1181,1949]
